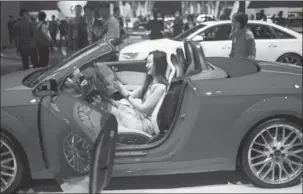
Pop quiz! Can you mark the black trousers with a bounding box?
[50,33,57,48]
[20,47,39,70]
[9,32,13,44]
[37,46,50,67]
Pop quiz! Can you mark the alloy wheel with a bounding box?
[0,140,18,192]
[248,124,302,185]
[278,54,302,67]
[63,133,93,174]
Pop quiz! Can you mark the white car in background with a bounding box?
[119,20,302,66]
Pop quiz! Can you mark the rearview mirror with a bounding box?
[34,78,58,97]
[192,35,204,42]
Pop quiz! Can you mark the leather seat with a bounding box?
[117,50,177,144]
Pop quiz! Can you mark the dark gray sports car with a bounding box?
[1,39,302,193]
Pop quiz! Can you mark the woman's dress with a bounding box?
[112,83,164,135]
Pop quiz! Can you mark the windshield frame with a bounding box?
[31,40,114,88]
[173,24,206,41]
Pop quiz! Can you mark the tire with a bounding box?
[240,118,302,188]
[277,53,303,67]
[0,133,26,193]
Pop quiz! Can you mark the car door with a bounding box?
[247,23,284,61]
[37,76,118,186]
[192,24,233,57]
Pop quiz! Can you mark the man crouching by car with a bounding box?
[229,13,256,60]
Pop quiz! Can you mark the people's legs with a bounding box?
[59,34,63,49]
[14,37,18,49]
[9,32,13,44]
[72,39,79,52]
[29,48,39,68]
[64,35,68,47]
[38,47,49,67]
[20,48,30,70]
[51,33,57,48]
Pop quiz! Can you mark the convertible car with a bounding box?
[1,38,302,193]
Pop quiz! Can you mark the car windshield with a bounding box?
[24,42,102,87]
[173,24,206,41]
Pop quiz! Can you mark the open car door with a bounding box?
[37,76,118,193]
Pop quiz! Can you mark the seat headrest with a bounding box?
[171,54,184,78]
[165,50,176,85]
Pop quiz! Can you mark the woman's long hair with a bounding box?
[140,50,169,100]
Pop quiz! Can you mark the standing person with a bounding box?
[49,15,58,51]
[59,19,68,51]
[114,6,125,38]
[229,13,256,60]
[68,4,86,52]
[83,5,103,46]
[173,10,184,37]
[184,15,196,31]
[35,11,51,67]
[276,11,286,27]
[146,8,164,40]
[14,9,38,70]
[219,8,230,20]
[271,14,277,24]
[7,16,16,45]
[98,2,120,40]
[258,10,267,21]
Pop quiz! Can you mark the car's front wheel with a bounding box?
[0,133,26,193]
[241,118,302,188]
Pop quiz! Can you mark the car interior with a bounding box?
[61,42,199,146]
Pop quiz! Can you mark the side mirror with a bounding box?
[192,35,204,42]
[34,78,58,97]
[50,79,58,92]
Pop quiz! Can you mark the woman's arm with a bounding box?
[130,85,143,98]
[127,84,166,114]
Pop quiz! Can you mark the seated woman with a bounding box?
[94,50,168,135]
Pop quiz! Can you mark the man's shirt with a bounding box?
[14,19,36,49]
[102,16,120,39]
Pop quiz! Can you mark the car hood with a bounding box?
[258,61,303,75]
[1,70,39,107]
[120,38,183,59]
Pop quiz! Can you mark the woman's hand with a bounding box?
[114,81,129,97]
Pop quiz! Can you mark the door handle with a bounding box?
[222,46,231,50]
[269,44,277,48]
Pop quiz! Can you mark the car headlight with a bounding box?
[119,52,139,60]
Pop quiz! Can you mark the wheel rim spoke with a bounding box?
[257,160,271,176]
[1,177,8,187]
[248,124,302,185]
[1,158,13,165]
[63,133,92,173]
[251,158,271,167]
[0,139,17,192]
[0,172,14,177]
[1,165,15,171]
[0,151,10,157]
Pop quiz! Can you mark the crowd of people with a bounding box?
[5,1,297,70]
[6,2,122,70]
